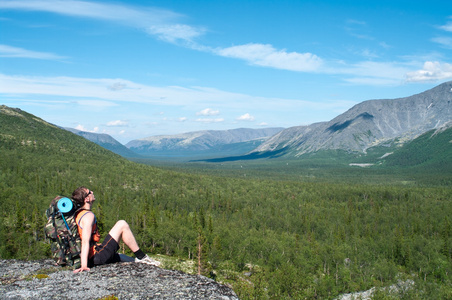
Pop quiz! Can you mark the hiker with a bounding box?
[71,186,159,273]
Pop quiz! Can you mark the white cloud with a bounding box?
[236,113,255,121]
[196,108,219,116]
[75,124,99,133]
[147,24,206,43]
[178,117,187,122]
[195,118,224,123]
[108,82,128,91]
[0,44,66,60]
[106,120,128,126]
[216,43,323,72]
[405,61,452,82]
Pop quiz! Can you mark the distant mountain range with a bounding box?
[65,127,284,158]
[125,128,284,157]
[62,81,451,161]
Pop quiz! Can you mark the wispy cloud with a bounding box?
[213,43,427,86]
[196,108,219,116]
[345,19,374,40]
[432,18,452,50]
[107,82,128,91]
[439,18,452,32]
[0,73,356,120]
[3,0,446,86]
[432,36,452,49]
[344,61,410,80]
[0,0,175,25]
[106,120,128,127]
[0,74,243,105]
[76,99,118,108]
[147,24,206,44]
[0,0,204,44]
[0,44,67,60]
[1,0,324,75]
[216,43,323,72]
[195,118,224,123]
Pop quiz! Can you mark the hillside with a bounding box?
[383,121,452,168]
[0,105,131,171]
[252,81,452,157]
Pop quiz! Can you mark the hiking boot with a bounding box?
[135,254,161,267]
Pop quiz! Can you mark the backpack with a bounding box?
[44,196,82,268]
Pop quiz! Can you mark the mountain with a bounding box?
[64,127,140,158]
[126,127,284,157]
[251,81,452,157]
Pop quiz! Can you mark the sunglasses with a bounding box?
[86,190,93,197]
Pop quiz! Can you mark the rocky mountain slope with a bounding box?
[0,259,238,299]
[126,127,284,155]
[252,81,452,157]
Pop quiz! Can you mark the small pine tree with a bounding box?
[196,227,211,276]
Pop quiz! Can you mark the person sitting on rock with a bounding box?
[71,186,160,273]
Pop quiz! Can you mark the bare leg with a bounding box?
[108,220,140,252]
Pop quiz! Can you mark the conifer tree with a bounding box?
[196,227,210,276]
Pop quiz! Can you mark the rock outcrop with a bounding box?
[0,259,239,299]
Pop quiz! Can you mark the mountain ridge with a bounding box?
[126,127,284,155]
[251,81,452,157]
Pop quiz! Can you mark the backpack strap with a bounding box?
[76,210,97,229]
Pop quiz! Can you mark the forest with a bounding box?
[0,106,451,299]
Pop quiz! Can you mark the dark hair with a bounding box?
[72,186,89,207]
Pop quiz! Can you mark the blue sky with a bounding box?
[1,0,452,143]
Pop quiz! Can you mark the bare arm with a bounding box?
[73,212,95,273]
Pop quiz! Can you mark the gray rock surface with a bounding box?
[0,259,239,299]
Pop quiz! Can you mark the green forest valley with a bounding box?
[0,106,451,299]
